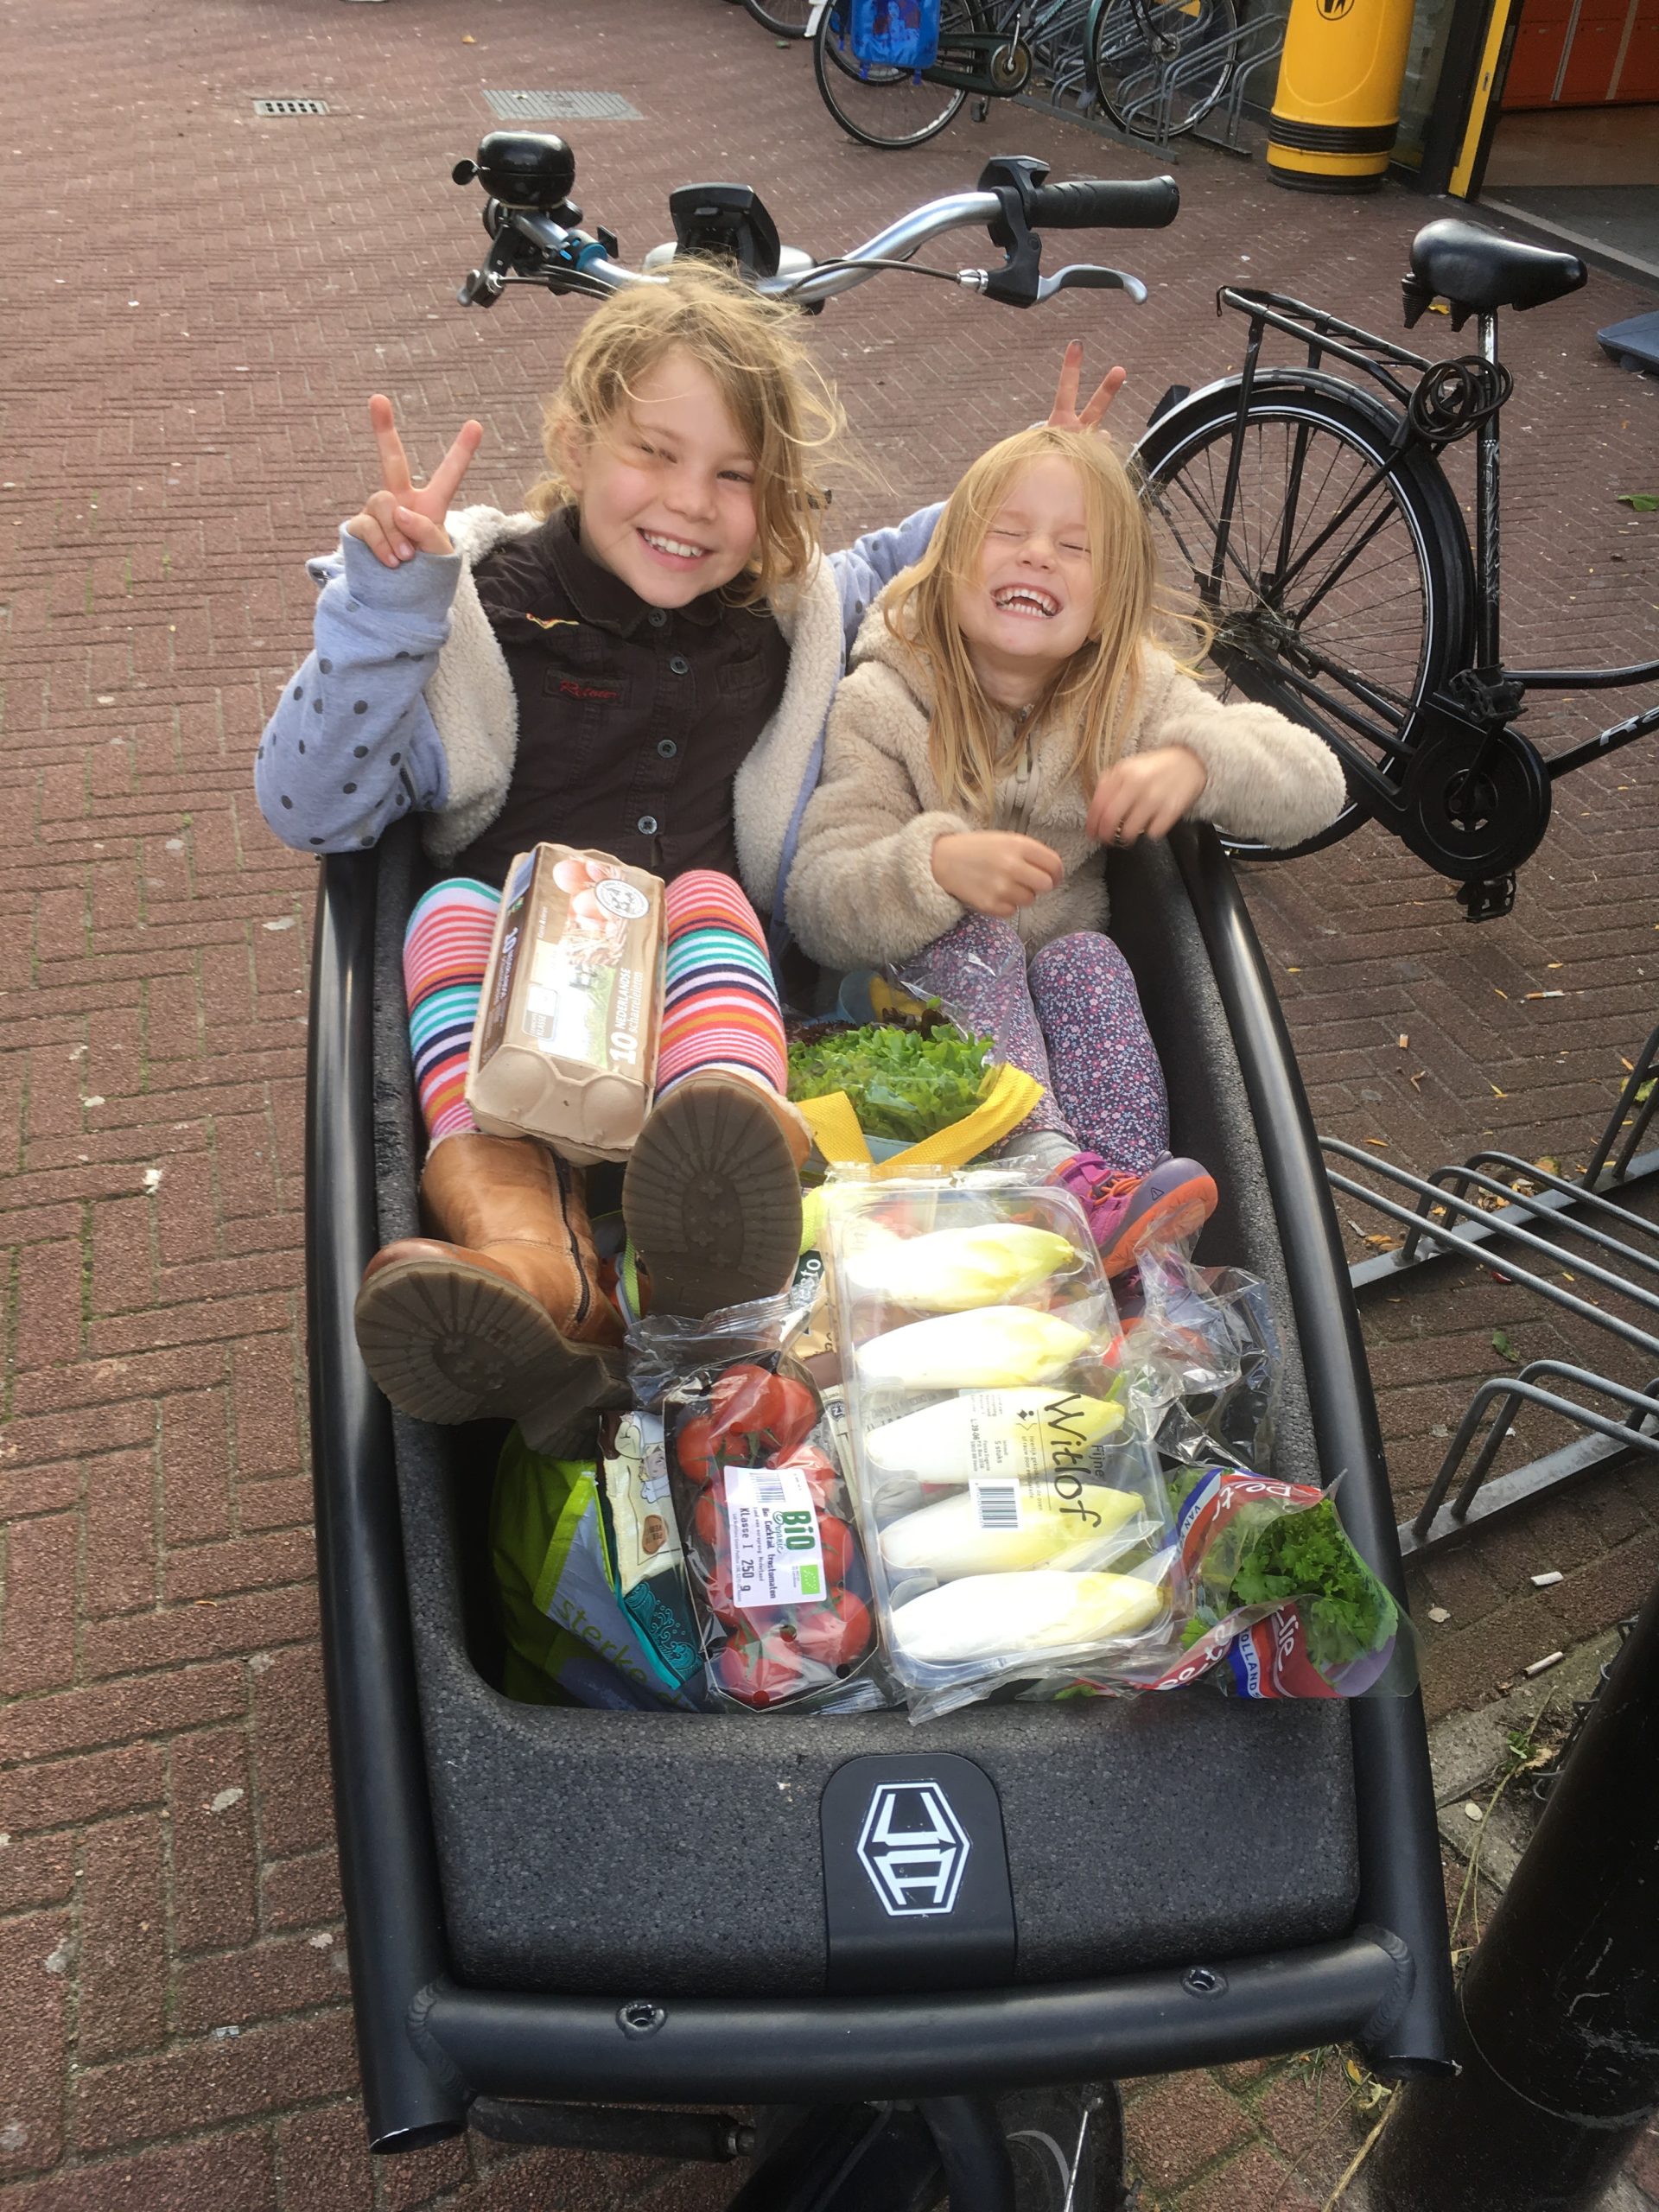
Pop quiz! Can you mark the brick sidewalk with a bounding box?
[2,0,1656,2203]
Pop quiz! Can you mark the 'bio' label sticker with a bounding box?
[723,1464,826,1611]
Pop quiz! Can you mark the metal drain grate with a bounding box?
[253,98,329,116]
[482,89,642,122]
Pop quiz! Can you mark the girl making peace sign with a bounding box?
[257,263,1118,1443]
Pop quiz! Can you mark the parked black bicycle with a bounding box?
[1133,219,1657,921]
[807,0,1237,151]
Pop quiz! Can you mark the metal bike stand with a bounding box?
[1110,10,1286,153]
[1323,1122,1659,1560]
[1014,7,1284,162]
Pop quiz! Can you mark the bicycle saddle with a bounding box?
[1408,219,1586,320]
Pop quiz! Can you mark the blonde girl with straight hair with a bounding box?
[788,401,1349,1277]
[258,257,969,1441]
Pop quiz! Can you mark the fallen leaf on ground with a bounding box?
[1490,1084,1507,1097]
[1363,1234,1396,1249]
[1363,1135,1389,1147]
[1491,1329,1518,1362]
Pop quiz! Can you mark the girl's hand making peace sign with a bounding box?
[344,395,485,568]
[1046,341,1127,434]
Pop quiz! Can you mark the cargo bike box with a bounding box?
[305,814,1452,2196]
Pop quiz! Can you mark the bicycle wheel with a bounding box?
[745,0,815,34]
[1134,375,1473,856]
[1091,0,1236,138]
[812,0,988,149]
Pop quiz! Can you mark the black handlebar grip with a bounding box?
[1027,176,1179,231]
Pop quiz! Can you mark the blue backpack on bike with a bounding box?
[843,0,940,75]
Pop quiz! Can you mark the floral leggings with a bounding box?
[905,913,1169,1175]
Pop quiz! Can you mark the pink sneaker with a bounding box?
[1050,1153,1219,1278]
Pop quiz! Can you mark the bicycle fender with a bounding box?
[1131,366,1410,470]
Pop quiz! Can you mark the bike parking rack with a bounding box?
[1109,8,1285,154]
[1014,4,1284,162]
[1322,1042,1659,1559]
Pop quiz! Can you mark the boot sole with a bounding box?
[622,1080,803,1317]
[353,1255,626,1440]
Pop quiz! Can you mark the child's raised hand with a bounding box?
[1046,341,1127,434]
[1087,746,1209,849]
[931,830,1065,918]
[344,395,485,567]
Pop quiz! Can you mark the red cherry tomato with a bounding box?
[766,1442,839,1511]
[816,1514,855,1588]
[707,1362,821,1464]
[676,1413,720,1486]
[691,1489,722,1557]
[704,1558,742,1628]
[709,1363,785,1439]
[785,1590,873,1671]
[766,1374,820,1455]
[716,1629,807,1708]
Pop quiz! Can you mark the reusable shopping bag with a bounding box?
[846,0,941,73]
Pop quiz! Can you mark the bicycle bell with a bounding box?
[453,132,580,219]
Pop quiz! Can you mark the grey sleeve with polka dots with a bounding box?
[255,528,459,853]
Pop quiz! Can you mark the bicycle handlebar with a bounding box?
[1027,176,1179,232]
[455,139,1179,315]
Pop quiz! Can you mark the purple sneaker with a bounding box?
[1050,1153,1219,1278]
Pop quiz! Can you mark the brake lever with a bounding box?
[1036,265,1147,304]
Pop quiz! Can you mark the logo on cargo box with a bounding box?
[594,878,650,922]
[855,1780,970,1916]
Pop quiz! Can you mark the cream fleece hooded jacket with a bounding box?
[785,597,1349,972]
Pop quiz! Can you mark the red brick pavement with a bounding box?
[1,0,1656,2202]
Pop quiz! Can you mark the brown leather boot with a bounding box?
[353,1133,626,1448]
[622,1073,808,1318]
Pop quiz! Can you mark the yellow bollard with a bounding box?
[1268,0,1418,192]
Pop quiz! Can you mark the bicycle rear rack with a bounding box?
[1325,1022,1659,1560]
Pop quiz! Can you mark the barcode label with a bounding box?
[971,1479,1022,1533]
[722,1464,826,1611]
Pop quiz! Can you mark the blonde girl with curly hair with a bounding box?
[258,258,967,1440]
[788,410,1348,1278]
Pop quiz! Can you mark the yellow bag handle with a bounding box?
[794,1062,1043,1180]
[794,1090,873,1167]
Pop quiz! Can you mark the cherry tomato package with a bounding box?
[626,1300,894,1714]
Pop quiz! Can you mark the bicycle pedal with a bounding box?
[974,96,991,121]
[1456,873,1517,923]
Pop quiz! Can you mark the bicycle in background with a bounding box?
[1133,219,1658,919]
[805,0,1237,150]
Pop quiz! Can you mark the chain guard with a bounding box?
[1396,709,1552,882]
